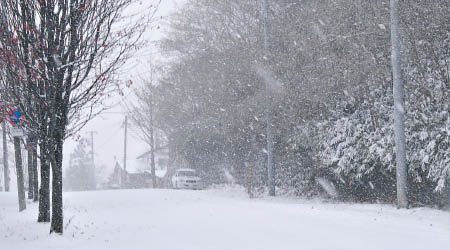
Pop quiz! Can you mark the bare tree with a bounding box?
[0,0,159,233]
[131,74,158,188]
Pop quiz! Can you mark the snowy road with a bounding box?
[1,187,450,250]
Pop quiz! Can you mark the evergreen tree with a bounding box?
[64,139,95,191]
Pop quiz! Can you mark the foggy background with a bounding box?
[62,0,186,183]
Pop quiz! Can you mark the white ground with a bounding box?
[1,187,450,250]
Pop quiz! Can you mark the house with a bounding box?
[136,146,170,172]
[135,145,170,187]
[105,160,166,189]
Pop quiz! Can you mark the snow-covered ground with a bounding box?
[1,187,449,250]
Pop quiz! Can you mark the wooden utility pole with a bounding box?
[87,131,97,189]
[123,116,128,188]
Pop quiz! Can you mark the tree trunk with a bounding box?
[149,95,156,188]
[27,140,34,199]
[50,127,64,234]
[14,136,26,211]
[32,141,39,202]
[150,137,156,188]
[38,140,50,222]
[50,154,63,234]
[390,0,408,208]
[2,122,9,192]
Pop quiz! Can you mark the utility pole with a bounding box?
[123,116,128,188]
[2,121,9,192]
[86,131,97,189]
[263,0,275,196]
[390,0,408,208]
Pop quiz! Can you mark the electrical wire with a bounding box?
[95,125,125,150]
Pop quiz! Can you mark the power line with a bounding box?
[95,125,124,150]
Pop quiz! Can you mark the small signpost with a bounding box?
[8,108,24,126]
[8,108,26,211]
[8,108,25,137]
[10,126,25,137]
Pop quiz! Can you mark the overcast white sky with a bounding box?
[63,0,186,181]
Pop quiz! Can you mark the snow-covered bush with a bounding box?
[319,79,449,205]
[316,1,450,206]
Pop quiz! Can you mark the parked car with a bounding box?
[172,169,202,189]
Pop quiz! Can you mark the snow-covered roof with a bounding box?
[176,168,196,172]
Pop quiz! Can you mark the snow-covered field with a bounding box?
[1,187,449,250]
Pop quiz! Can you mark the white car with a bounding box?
[172,169,202,189]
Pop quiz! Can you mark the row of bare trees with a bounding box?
[134,0,448,207]
[0,0,156,234]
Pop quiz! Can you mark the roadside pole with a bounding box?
[8,108,26,211]
[14,135,26,211]
[86,131,97,189]
[123,116,128,188]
